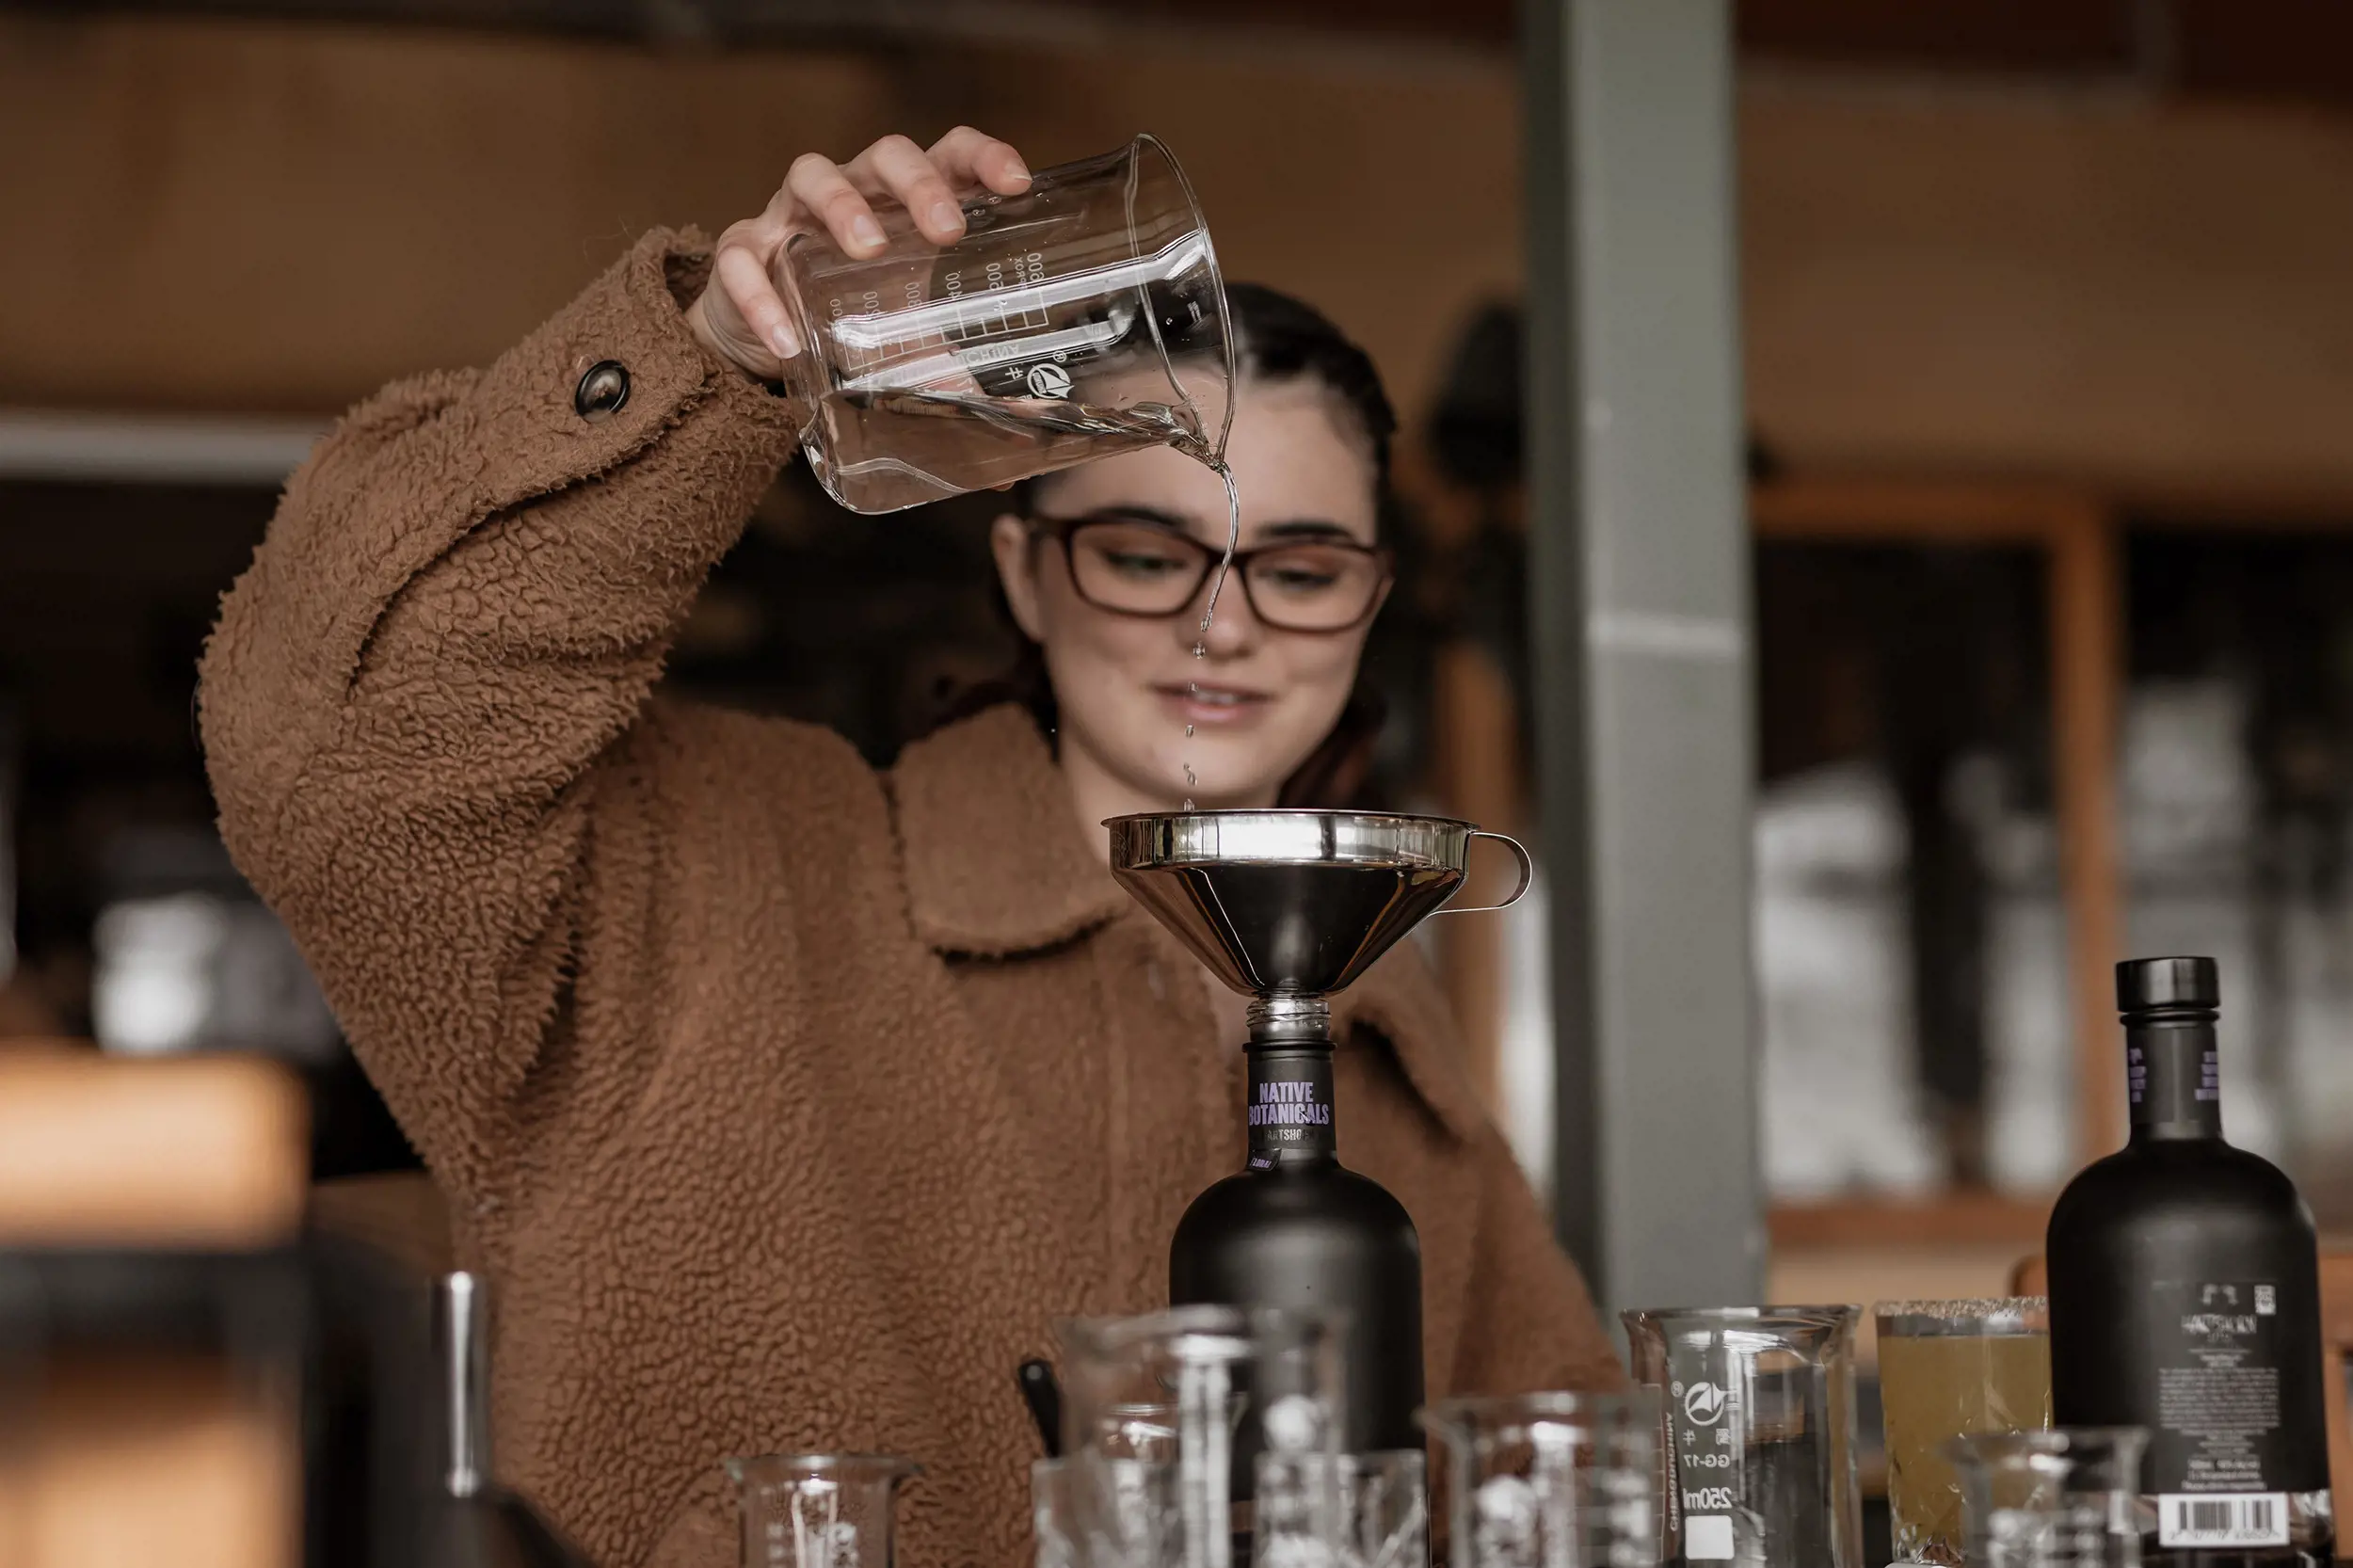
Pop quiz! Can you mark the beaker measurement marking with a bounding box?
[824,230,1208,352]
[837,313,1130,395]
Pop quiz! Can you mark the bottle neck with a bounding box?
[2125,1010,2225,1144]
[1246,1042,1337,1169]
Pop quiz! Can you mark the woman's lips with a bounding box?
[1155,682,1272,728]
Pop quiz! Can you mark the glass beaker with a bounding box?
[726,1452,919,1568]
[776,134,1235,514]
[1037,1457,1085,1568]
[1876,1299,2052,1566]
[1622,1306,1863,1568]
[1254,1448,1429,1568]
[1946,1429,2147,1568]
[1418,1390,1662,1568]
[1039,1451,1182,1568]
[1059,1305,1347,1568]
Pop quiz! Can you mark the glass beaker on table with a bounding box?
[1876,1298,2052,1568]
[774,134,1236,515]
[726,1452,919,1568]
[1623,1305,1865,1568]
[1254,1447,1429,1568]
[1418,1391,1661,1568]
[1056,1304,1347,1568]
[1947,1429,2147,1568]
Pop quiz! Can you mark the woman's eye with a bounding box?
[1101,550,1188,579]
[1257,553,1348,593]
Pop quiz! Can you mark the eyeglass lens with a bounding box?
[1063,520,1383,632]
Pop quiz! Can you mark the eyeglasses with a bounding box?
[1030,514,1391,632]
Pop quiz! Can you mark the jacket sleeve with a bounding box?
[198,227,804,1200]
[1449,1125,1630,1396]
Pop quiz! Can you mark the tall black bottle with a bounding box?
[2048,957,2333,1566]
[1167,999,1424,1456]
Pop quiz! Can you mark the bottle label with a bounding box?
[1246,1053,1335,1166]
[2126,1035,2219,1128]
[2157,1494,2290,1548]
[2144,1280,2297,1497]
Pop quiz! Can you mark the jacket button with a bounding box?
[574,360,631,422]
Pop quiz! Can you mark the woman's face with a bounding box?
[990,378,1386,810]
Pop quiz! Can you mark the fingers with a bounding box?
[712,227,798,364]
[695,129,1032,380]
[780,131,1034,258]
[929,126,1033,197]
[785,151,887,258]
[843,134,968,246]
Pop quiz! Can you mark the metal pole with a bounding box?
[0,409,328,486]
[1520,0,1761,1315]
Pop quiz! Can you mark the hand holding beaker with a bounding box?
[688,127,1037,378]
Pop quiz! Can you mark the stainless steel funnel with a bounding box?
[1103,810,1531,1005]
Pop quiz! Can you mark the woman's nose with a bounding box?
[1190,570,1258,655]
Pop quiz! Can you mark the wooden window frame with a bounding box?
[1753,478,2123,1245]
[1400,462,2124,1247]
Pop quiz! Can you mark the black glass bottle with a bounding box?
[426,1272,596,1568]
[2047,957,2334,1566]
[1168,995,1424,1456]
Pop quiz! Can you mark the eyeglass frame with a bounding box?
[1024,511,1395,632]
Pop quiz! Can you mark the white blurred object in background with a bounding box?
[89,827,338,1061]
[1496,868,1554,1195]
[2118,680,2281,1160]
[1754,760,1940,1198]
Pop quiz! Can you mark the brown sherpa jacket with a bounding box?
[199,228,1625,1568]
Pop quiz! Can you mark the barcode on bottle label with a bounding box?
[2158,1493,2289,1546]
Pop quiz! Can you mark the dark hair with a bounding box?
[952,283,1399,808]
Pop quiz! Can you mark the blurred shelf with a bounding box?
[1769,1191,2056,1250]
[1753,475,2102,542]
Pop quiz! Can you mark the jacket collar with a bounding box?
[888,704,1131,957]
[888,704,1490,1144]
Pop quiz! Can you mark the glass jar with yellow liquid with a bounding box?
[1877,1298,2053,1566]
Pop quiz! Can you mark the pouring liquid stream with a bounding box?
[1180,456,1241,812]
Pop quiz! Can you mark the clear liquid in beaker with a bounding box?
[802,389,1199,516]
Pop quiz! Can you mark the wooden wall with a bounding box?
[1743,72,2353,499]
[0,16,1520,426]
[8,16,2353,495]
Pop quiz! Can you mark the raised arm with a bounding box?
[200,227,801,1193]
[200,129,1037,1198]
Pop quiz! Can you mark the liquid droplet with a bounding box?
[1182,798,1195,811]
[1185,724,1194,738]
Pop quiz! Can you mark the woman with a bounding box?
[200,128,1620,1568]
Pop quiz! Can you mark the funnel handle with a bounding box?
[1435,830,1534,916]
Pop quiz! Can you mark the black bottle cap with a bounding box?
[2116,955,2219,1013]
